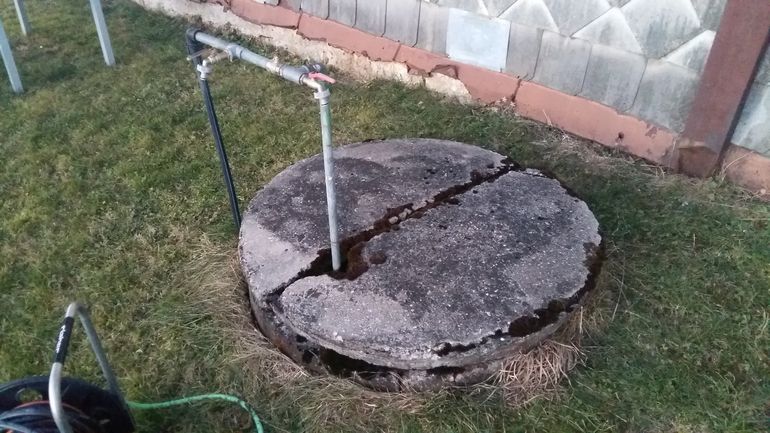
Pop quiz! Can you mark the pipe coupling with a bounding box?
[266,57,282,75]
[225,44,239,60]
[313,87,331,100]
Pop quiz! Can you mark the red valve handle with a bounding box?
[308,72,336,84]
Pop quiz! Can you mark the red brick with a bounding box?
[395,46,520,102]
[298,14,400,61]
[457,64,520,104]
[721,145,770,197]
[230,0,300,28]
[394,45,458,78]
[515,81,678,167]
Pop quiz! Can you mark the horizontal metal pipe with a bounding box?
[191,30,315,87]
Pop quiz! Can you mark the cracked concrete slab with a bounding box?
[240,139,602,387]
[276,170,600,369]
[240,139,506,305]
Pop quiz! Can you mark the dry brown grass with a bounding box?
[495,265,615,407]
[181,238,431,432]
[177,234,613,432]
[494,319,584,407]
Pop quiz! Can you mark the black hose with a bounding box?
[186,29,242,230]
[198,78,242,229]
[0,401,101,433]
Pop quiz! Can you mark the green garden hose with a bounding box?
[127,394,265,433]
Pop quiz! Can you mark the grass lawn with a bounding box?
[1,1,769,432]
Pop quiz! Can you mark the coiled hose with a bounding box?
[0,393,264,433]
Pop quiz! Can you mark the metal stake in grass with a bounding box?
[0,19,23,94]
[11,0,115,66]
[12,0,30,36]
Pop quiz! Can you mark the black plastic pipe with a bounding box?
[186,31,242,229]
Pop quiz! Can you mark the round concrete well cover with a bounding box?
[240,139,602,390]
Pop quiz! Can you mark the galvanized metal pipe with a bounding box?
[316,88,341,271]
[0,19,23,94]
[187,29,342,270]
[13,0,30,36]
[191,30,321,90]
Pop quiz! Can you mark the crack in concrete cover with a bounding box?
[267,159,521,292]
[240,139,508,304]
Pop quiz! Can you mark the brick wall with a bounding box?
[276,0,770,162]
[289,0,726,135]
[135,0,770,193]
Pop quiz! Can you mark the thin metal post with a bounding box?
[0,19,23,94]
[13,0,30,36]
[316,88,341,271]
[88,0,115,66]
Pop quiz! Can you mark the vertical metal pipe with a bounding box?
[200,78,242,229]
[88,0,115,66]
[0,19,23,94]
[315,88,341,271]
[13,0,30,36]
[187,30,242,230]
